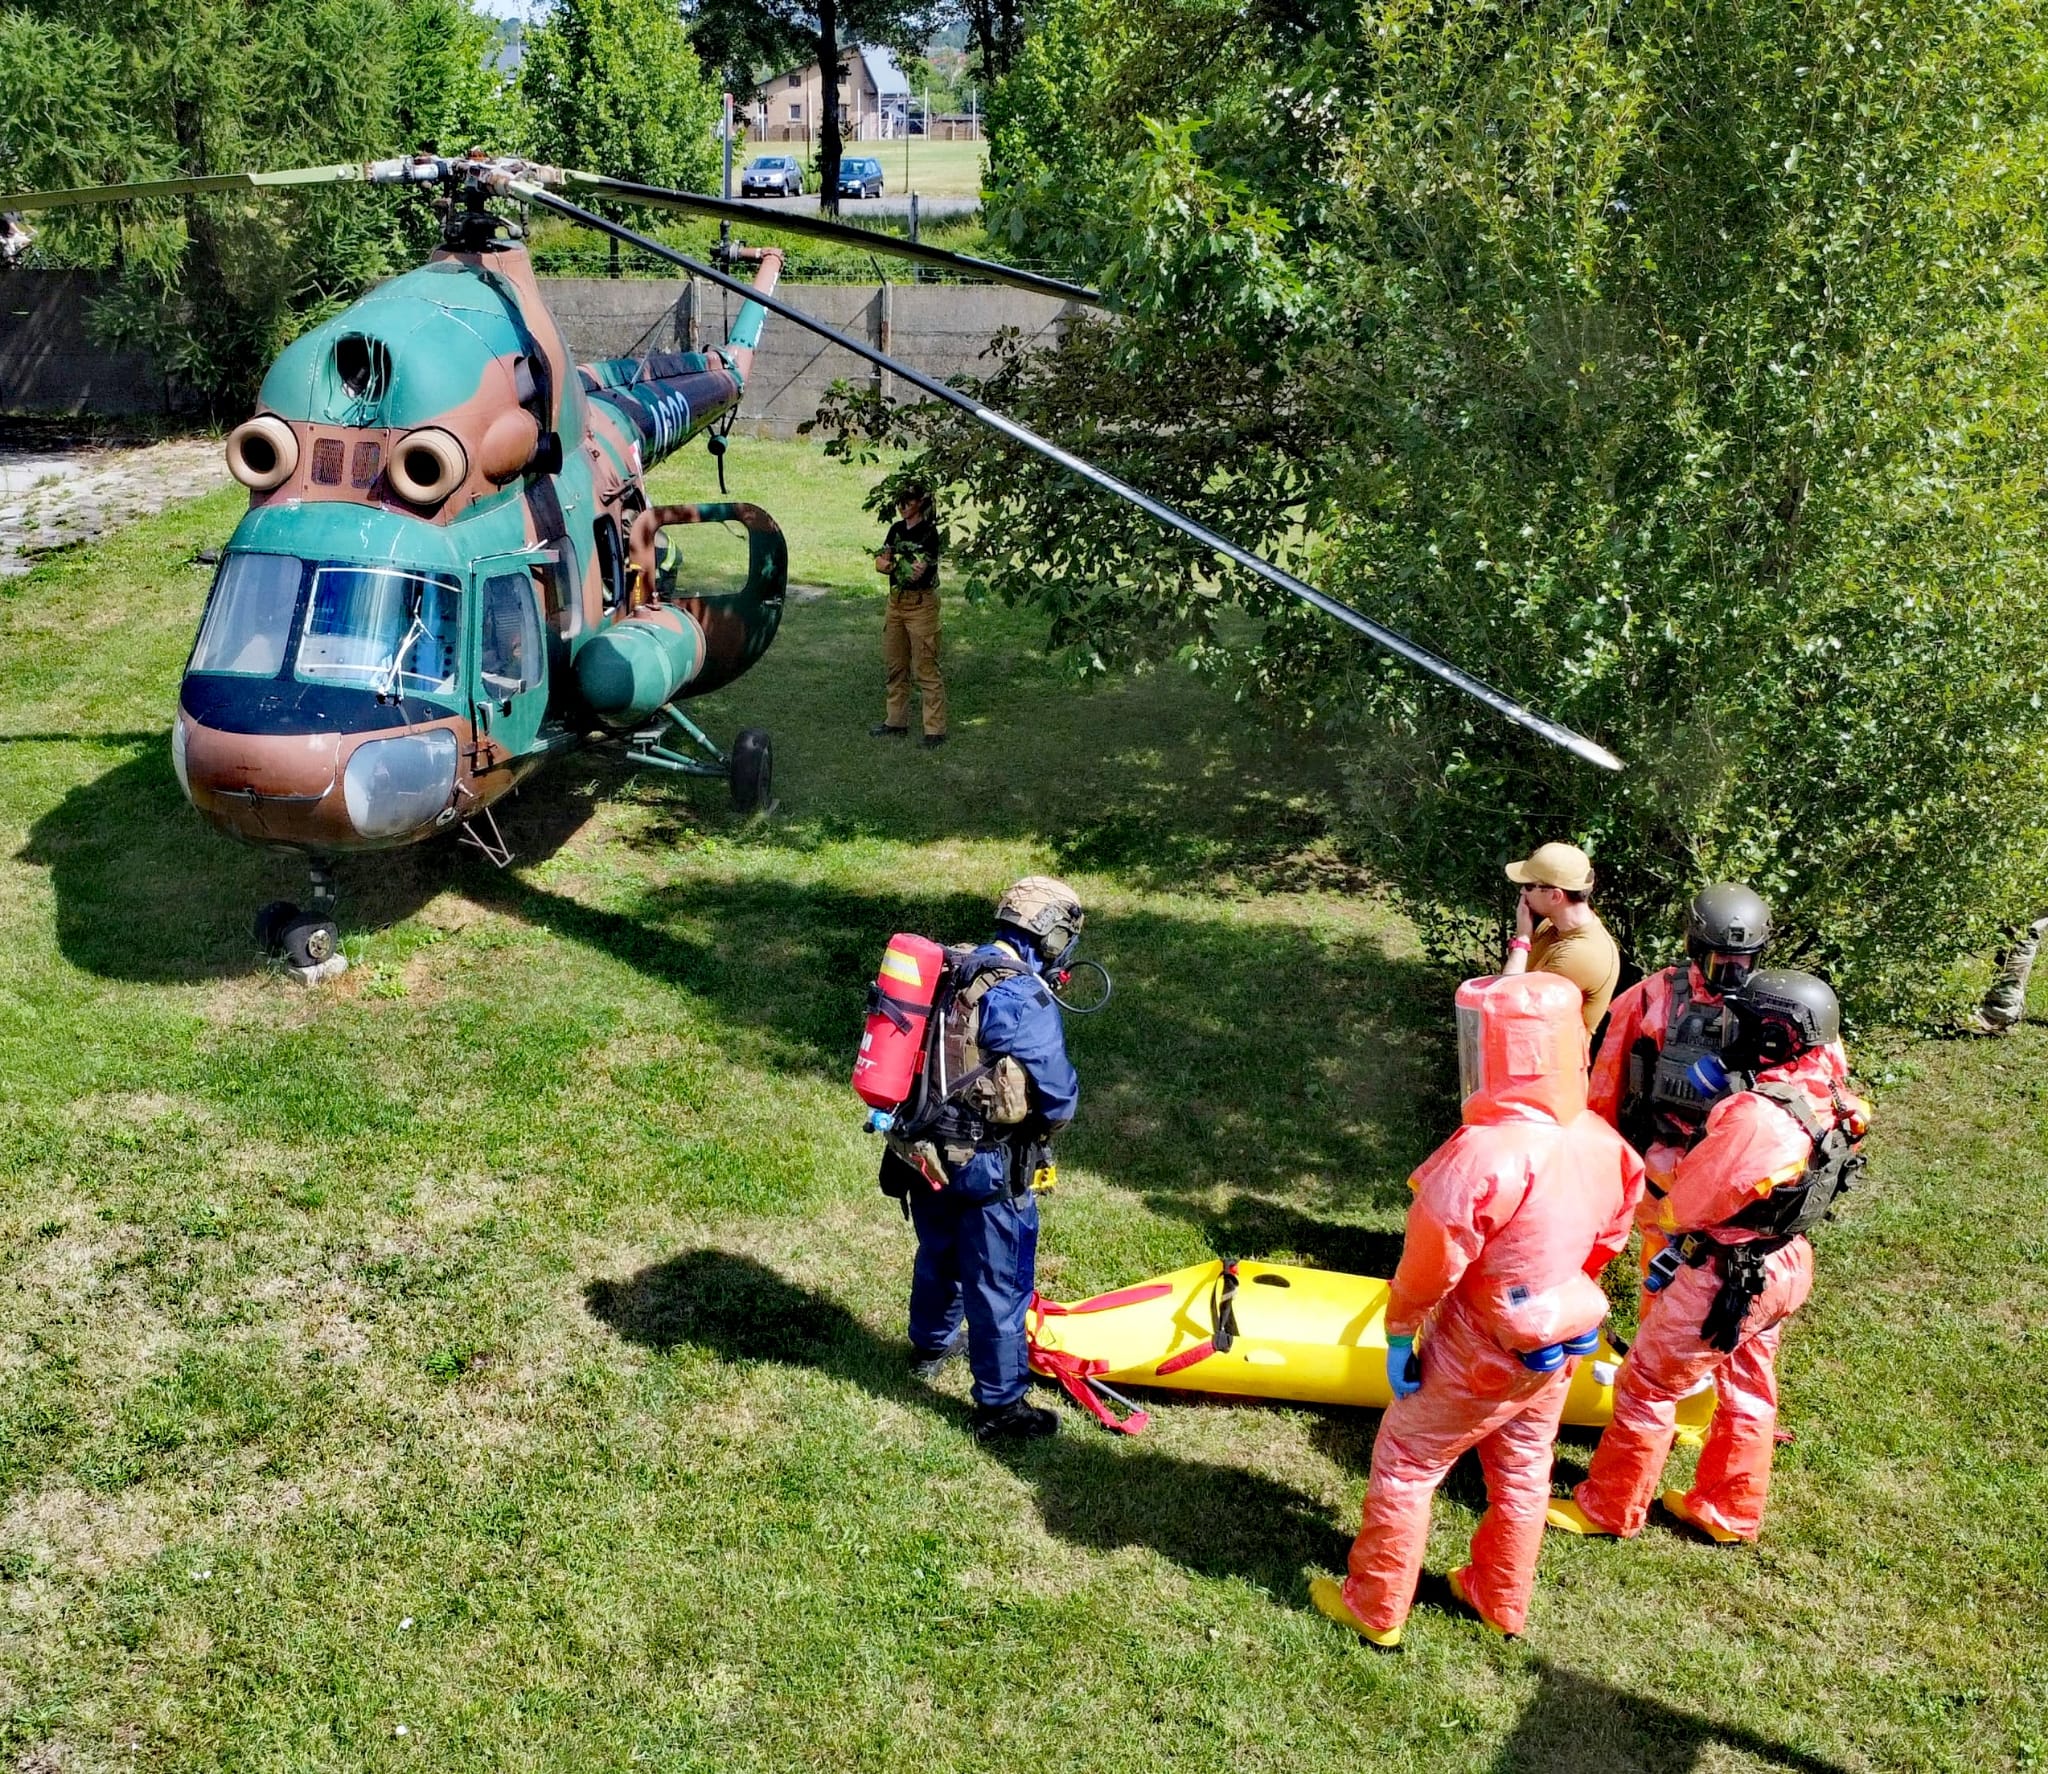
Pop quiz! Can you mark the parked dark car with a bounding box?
[741,156,804,198]
[836,157,885,200]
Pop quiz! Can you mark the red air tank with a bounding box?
[854,933,948,1112]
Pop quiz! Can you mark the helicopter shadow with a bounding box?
[465,857,1452,1218]
[583,1247,1353,1594]
[13,732,623,984]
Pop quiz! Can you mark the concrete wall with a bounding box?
[0,272,1072,437]
[0,272,187,415]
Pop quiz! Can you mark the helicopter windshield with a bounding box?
[298,565,461,694]
[189,553,461,698]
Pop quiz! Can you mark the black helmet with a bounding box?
[1686,881,1771,990]
[1734,969,1839,1067]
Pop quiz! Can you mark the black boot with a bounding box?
[971,1397,1059,1442]
[908,1336,963,1383]
[869,722,908,737]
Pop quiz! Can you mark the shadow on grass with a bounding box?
[15,735,615,984]
[585,1247,1353,1594]
[22,734,1448,1220]
[1497,1660,1851,1773]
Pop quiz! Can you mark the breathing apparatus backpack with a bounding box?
[1675,1079,1869,1351]
[854,938,1038,1195]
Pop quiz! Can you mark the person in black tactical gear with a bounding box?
[1590,883,1772,1215]
[883,877,1083,1441]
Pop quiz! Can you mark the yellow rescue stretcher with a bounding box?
[1027,1257,1718,1439]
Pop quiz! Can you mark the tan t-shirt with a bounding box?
[1529,913,1622,1034]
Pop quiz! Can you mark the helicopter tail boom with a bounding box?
[575,249,782,472]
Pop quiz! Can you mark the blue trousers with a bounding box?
[908,1183,1040,1408]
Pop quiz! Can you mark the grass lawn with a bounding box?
[1,437,2044,1772]
[829,134,986,199]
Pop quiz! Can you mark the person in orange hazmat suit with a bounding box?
[1550,970,1867,1544]
[1310,973,1645,1647]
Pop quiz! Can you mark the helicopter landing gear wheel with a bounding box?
[281,913,340,971]
[730,728,773,813]
[253,900,299,954]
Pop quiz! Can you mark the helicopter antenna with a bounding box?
[502,174,1622,771]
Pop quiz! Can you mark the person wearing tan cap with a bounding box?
[1503,843,1621,1036]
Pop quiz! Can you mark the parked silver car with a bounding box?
[741,156,805,198]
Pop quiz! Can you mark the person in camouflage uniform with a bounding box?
[1972,913,2047,1033]
[870,483,947,748]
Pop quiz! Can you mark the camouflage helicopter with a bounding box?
[2,152,1618,976]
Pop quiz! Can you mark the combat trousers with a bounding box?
[1574,1237,1812,1541]
[1981,915,2047,1029]
[908,1184,1038,1407]
[1343,1308,1573,1637]
[882,589,946,736]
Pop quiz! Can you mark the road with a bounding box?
[728,193,980,224]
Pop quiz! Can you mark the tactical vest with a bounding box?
[1624,970,1733,1148]
[1721,1082,1868,1240]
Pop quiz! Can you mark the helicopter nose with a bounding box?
[174,714,345,844]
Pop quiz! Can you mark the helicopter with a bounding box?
[2,151,1619,978]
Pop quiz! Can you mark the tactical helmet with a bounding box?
[995,875,1084,967]
[1734,969,1840,1067]
[1686,882,1772,989]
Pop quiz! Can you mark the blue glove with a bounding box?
[1386,1334,1422,1399]
[1686,1050,1731,1098]
[1644,1245,1682,1294]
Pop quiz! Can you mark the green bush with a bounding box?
[833,0,2048,1027]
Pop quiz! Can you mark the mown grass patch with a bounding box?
[0,440,2043,1771]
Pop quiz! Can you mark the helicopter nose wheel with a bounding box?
[252,863,348,984]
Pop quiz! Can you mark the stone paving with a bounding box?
[0,436,229,578]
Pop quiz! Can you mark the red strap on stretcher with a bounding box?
[1031,1281,1176,1317]
[1026,1292,1151,1434]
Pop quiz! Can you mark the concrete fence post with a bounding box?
[874,282,892,402]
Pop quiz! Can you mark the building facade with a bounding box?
[751,46,910,143]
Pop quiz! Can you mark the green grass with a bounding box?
[1,439,2045,1772]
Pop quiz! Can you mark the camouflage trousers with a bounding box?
[1981,914,2048,1029]
[882,589,946,737]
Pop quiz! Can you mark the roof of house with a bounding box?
[860,46,909,96]
[756,44,909,96]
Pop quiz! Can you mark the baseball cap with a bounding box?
[1505,842,1595,892]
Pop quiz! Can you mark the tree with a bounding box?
[822,0,2048,1027]
[0,0,408,411]
[520,0,721,190]
[685,0,941,214]
[391,0,525,159]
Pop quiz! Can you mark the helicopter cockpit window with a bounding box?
[190,551,302,677]
[297,565,461,696]
[480,573,544,696]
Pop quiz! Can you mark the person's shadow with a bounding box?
[583,1247,1353,1595]
[1494,1660,1851,1773]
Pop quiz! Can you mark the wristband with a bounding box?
[1508,936,1532,953]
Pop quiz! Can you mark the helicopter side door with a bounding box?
[470,553,552,764]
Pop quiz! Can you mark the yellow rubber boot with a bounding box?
[1659,1488,1744,1545]
[1310,1576,1402,1650]
[1545,1499,1616,1537]
[1447,1567,1515,1637]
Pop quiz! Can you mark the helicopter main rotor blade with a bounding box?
[557,169,1103,307]
[507,176,1621,770]
[0,163,380,211]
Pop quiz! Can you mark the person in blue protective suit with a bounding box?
[885,876,1083,1441]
